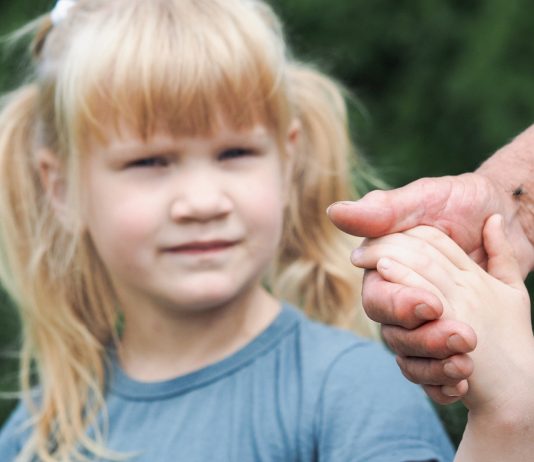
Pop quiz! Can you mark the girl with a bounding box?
[0,0,453,460]
[351,217,534,460]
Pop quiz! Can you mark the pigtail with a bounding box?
[272,65,378,338]
[0,87,118,461]
[0,85,41,306]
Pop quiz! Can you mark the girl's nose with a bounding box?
[169,176,233,222]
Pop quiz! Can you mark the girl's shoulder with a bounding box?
[279,306,453,462]
[281,302,419,400]
[282,303,455,461]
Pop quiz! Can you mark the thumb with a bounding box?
[327,192,393,237]
[483,214,523,287]
[327,178,441,237]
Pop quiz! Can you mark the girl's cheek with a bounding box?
[90,191,161,241]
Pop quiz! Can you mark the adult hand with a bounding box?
[330,172,532,273]
[328,169,534,403]
[361,270,476,404]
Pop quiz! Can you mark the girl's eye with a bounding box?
[218,147,255,160]
[127,156,169,168]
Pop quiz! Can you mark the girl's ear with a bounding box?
[37,148,68,221]
[286,118,301,156]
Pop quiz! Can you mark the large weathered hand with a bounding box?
[330,172,531,273]
[328,165,534,403]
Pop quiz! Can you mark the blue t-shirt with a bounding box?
[0,303,454,461]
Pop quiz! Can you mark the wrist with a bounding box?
[464,339,534,422]
[466,391,534,436]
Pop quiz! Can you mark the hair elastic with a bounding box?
[50,0,77,25]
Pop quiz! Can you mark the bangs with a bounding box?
[56,0,291,149]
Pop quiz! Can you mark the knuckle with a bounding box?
[362,272,419,327]
[406,358,454,386]
[413,365,432,384]
[361,288,381,321]
[399,367,416,383]
[418,250,434,269]
[381,326,403,353]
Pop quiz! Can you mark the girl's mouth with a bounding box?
[166,240,238,254]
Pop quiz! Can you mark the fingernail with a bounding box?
[350,248,364,265]
[327,201,357,211]
[414,304,436,320]
[447,334,468,353]
[443,361,463,379]
[441,385,463,397]
[326,202,357,216]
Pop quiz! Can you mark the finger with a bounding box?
[362,270,443,329]
[352,233,459,297]
[327,179,449,238]
[423,384,467,405]
[396,354,474,386]
[381,321,477,358]
[327,193,397,237]
[441,380,469,398]
[403,226,477,272]
[376,256,443,301]
[483,214,523,287]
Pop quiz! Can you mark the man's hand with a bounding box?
[330,172,532,274]
[328,164,534,403]
[362,270,476,404]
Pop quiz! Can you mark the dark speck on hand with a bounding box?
[512,185,525,198]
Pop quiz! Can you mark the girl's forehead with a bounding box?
[93,115,278,152]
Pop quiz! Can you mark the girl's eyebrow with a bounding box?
[101,125,273,157]
[103,138,180,157]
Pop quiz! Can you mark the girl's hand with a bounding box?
[352,215,534,411]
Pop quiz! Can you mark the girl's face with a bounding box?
[81,121,293,315]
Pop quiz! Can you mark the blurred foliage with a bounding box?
[1,0,534,448]
[272,0,534,184]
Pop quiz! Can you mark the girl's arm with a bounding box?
[352,217,534,460]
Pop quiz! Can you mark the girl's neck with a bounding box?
[116,285,280,382]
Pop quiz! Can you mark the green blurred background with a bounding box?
[1,0,534,448]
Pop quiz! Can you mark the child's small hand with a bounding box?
[352,215,534,412]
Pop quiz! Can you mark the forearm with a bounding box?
[454,350,534,462]
[476,124,534,275]
[455,405,534,462]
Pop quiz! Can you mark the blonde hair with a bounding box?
[0,0,377,460]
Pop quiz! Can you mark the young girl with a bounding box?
[0,0,453,460]
[351,216,534,460]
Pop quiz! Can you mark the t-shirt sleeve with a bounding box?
[314,342,455,462]
[0,401,30,460]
